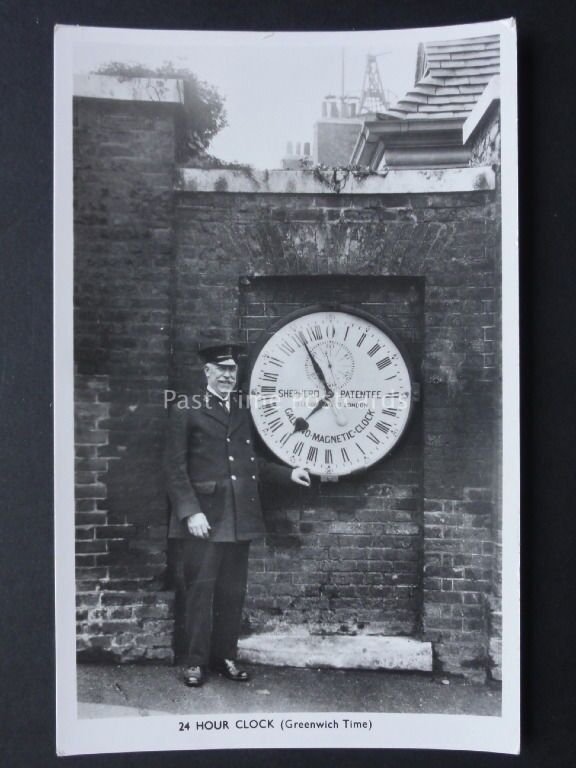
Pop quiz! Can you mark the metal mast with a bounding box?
[359,54,389,114]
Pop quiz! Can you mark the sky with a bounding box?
[73,32,419,169]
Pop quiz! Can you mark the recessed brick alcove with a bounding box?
[238,275,424,638]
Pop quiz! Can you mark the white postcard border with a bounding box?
[54,19,520,756]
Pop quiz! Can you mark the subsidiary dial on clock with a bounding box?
[249,309,413,477]
[304,340,355,389]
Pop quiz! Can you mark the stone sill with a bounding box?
[239,632,433,672]
[176,166,495,195]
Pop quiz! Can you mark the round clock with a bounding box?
[248,305,414,477]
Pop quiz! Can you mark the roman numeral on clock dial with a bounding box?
[279,340,295,355]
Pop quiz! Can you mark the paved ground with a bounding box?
[77,663,501,719]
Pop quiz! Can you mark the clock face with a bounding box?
[249,309,413,477]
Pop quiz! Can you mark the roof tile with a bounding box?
[410,83,442,95]
[450,49,501,60]
[430,58,500,70]
[391,102,419,114]
[428,94,477,105]
[434,86,462,96]
[428,65,500,78]
[456,85,486,95]
[398,92,429,105]
[427,52,452,61]
[424,35,500,48]
[417,104,469,113]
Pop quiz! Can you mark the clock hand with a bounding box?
[330,400,349,427]
[300,336,333,396]
[323,351,335,376]
[292,418,309,433]
[293,391,334,433]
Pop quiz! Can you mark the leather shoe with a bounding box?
[183,665,205,687]
[210,658,250,682]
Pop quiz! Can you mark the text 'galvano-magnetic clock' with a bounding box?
[249,305,413,477]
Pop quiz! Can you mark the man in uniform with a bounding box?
[164,341,310,687]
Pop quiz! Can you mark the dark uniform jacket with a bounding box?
[164,390,292,541]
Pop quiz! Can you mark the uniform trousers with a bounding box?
[178,538,250,667]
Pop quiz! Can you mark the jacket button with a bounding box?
[229,456,234,461]
[246,439,251,444]
[251,475,256,480]
[250,457,255,462]
[231,475,237,481]
[226,438,231,443]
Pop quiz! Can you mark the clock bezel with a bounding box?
[247,303,417,474]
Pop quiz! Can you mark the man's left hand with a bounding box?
[291,467,311,486]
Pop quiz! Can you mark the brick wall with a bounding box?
[172,188,501,679]
[74,98,178,661]
[469,105,502,679]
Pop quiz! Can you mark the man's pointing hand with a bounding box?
[291,467,311,487]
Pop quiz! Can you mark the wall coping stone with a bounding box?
[463,76,500,145]
[176,166,495,195]
[73,74,184,104]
